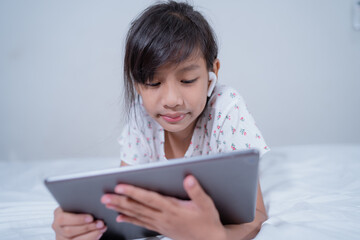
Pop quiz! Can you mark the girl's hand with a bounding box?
[101,175,227,240]
[52,207,107,240]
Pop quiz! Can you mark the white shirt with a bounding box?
[118,84,269,165]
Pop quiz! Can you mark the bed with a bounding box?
[1,144,359,239]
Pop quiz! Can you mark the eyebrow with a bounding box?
[177,64,201,73]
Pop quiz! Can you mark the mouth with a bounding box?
[160,113,187,123]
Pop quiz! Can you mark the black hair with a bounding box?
[123,0,218,117]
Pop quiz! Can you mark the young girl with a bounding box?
[52,1,269,239]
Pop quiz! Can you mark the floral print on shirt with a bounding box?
[118,84,270,165]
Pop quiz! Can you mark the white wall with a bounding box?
[1,0,359,161]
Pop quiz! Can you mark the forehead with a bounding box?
[155,52,207,75]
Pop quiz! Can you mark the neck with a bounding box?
[164,120,196,159]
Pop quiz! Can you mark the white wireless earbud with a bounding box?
[207,72,217,97]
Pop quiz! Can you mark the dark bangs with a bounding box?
[123,1,218,113]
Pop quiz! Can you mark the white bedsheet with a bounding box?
[257,144,360,240]
[1,144,359,239]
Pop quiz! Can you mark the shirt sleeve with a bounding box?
[216,95,270,158]
[118,122,150,166]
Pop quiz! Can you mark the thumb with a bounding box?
[183,175,212,207]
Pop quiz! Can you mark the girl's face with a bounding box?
[136,54,218,136]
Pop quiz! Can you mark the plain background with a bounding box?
[1,0,359,161]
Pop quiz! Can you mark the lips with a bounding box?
[160,113,186,123]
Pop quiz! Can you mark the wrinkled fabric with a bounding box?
[0,145,359,240]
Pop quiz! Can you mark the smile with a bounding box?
[161,113,186,123]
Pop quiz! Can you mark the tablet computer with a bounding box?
[44,149,259,240]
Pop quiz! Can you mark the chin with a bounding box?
[161,124,187,133]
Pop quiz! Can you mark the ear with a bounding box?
[212,59,220,77]
[207,59,221,97]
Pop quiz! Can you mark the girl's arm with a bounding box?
[52,207,107,240]
[223,183,268,240]
[120,160,267,239]
[122,159,268,238]
[101,174,267,240]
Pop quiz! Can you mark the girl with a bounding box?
[52,1,269,239]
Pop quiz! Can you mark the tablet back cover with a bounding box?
[45,149,259,240]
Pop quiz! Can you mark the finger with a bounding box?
[54,207,93,226]
[56,235,67,240]
[101,194,159,221]
[59,220,106,239]
[116,214,158,233]
[183,175,213,207]
[72,227,107,240]
[113,184,169,210]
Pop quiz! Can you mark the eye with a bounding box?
[181,78,198,84]
[144,82,161,87]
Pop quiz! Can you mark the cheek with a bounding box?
[139,94,156,114]
[142,101,155,115]
[189,86,208,111]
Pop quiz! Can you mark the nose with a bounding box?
[161,81,183,108]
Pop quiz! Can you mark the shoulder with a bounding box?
[207,85,270,157]
[125,102,158,134]
[207,84,247,113]
[118,103,162,165]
